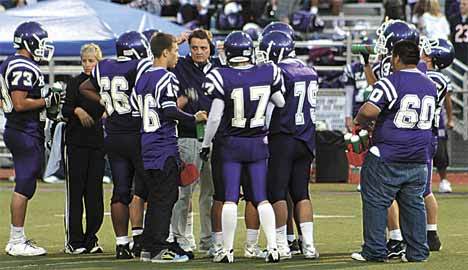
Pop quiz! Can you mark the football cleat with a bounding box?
[278,244,292,260]
[288,239,302,255]
[351,252,367,261]
[6,240,47,256]
[64,244,86,255]
[302,243,319,259]
[386,239,406,259]
[131,235,142,257]
[427,231,442,251]
[265,248,280,263]
[213,248,234,263]
[244,243,267,258]
[116,243,134,259]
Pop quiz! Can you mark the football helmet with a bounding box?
[224,31,254,64]
[427,38,455,70]
[258,30,295,63]
[13,21,54,62]
[243,23,261,41]
[260,22,295,41]
[375,19,419,56]
[142,29,160,43]
[116,31,151,61]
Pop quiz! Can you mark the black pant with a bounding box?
[64,143,105,249]
[142,157,179,254]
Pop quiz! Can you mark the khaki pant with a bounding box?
[171,137,214,249]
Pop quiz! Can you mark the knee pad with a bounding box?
[14,179,37,199]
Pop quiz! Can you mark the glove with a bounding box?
[44,91,61,108]
[199,147,210,161]
[360,50,370,65]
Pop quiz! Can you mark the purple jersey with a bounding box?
[0,55,46,138]
[90,58,151,135]
[368,69,437,163]
[341,61,370,117]
[270,58,318,152]
[131,67,180,170]
[427,70,452,139]
[205,63,284,138]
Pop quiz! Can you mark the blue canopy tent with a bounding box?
[0,0,189,57]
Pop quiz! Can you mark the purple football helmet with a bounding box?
[375,20,420,56]
[224,31,254,64]
[427,38,455,70]
[116,31,151,60]
[258,31,295,63]
[13,21,54,62]
[142,29,160,43]
[261,22,295,41]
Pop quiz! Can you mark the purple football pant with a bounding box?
[223,159,268,204]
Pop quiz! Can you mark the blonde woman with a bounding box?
[414,0,450,39]
[62,43,106,254]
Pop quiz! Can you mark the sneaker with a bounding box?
[64,244,86,255]
[207,243,223,258]
[116,243,134,259]
[87,242,103,254]
[140,250,152,262]
[265,248,280,263]
[302,244,319,259]
[386,239,406,259]
[102,176,112,184]
[43,175,64,184]
[288,239,302,255]
[439,179,452,193]
[213,248,234,263]
[131,235,142,257]
[151,249,189,263]
[351,252,366,261]
[244,243,267,258]
[278,244,292,260]
[6,240,47,256]
[427,231,442,251]
[170,242,194,260]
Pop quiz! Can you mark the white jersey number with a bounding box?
[100,76,131,115]
[394,94,435,129]
[231,85,271,128]
[294,80,318,125]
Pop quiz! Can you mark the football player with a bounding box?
[79,31,152,259]
[131,32,207,263]
[259,30,320,260]
[201,31,285,263]
[1,21,60,256]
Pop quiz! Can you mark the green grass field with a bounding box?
[1,181,468,270]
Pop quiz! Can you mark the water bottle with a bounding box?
[351,44,376,55]
[196,122,206,142]
[350,135,361,153]
[344,133,353,146]
[359,129,369,150]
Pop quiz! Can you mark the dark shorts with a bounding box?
[104,134,148,204]
[267,133,314,203]
[4,128,44,199]
[433,138,449,170]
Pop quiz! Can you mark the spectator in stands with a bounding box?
[177,0,210,28]
[62,43,106,254]
[127,0,161,14]
[448,0,468,65]
[413,0,450,39]
[383,0,405,21]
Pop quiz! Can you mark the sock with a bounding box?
[389,229,403,241]
[222,203,238,251]
[213,231,223,246]
[299,222,314,247]
[258,203,278,250]
[10,225,25,243]
[116,236,130,246]
[427,224,437,231]
[132,227,143,237]
[246,229,259,246]
[287,234,295,242]
[276,225,288,248]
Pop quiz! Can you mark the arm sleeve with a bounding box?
[204,69,225,100]
[202,98,225,148]
[265,101,275,129]
[130,88,142,118]
[159,72,196,123]
[270,91,285,108]
[61,76,79,118]
[163,106,196,122]
[5,65,38,92]
[271,63,286,94]
[367,77,397,111]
